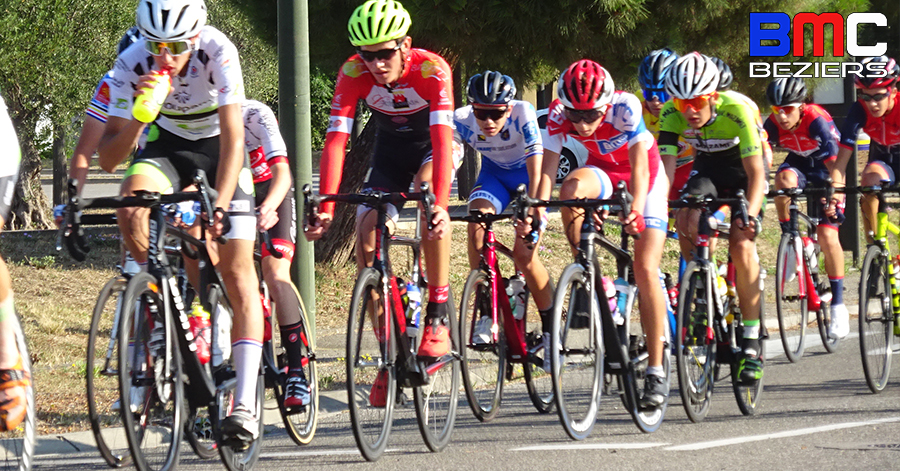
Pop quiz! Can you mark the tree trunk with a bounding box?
[456,146,480,201]
[8,136,51,230]
[314,113,375,265]
[52,124,67,206]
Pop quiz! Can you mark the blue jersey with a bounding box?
[453,100,542,169]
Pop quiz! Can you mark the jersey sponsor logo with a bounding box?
[721,111,747,129]
[189,65,200,78]
[420,60,446,80]
[392,91,409,109]
[95,82,111,106]
[342,60,368,78]
[477,134,486,141]
[523,121,537,143]
[219,86,231,94]
[115,98,129,110]
[500,129,510,141]
[174,91,191,104]
[392,116,409,124]
[593,134,629,154]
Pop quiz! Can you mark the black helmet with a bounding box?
[466,71,516,106]
[710,57,733,91]
[117,26,142,55]
[766,77,807,106]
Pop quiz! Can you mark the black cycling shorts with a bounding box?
[254,179,296,261]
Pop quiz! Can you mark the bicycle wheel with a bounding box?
[675,262,716,423]
[118,272,183,471]
[859,245,893,393]
[816,270,839,353]
[458,269,505,421]
[775,234,807,362]
[622,295,670,434]
[414,292,460,452]
[733,301,765,416]
[86,276,131,467]
[271,285,318,446]
[184,405,216,459]
[215,371,264,471]
[347,268,395,462]
[0,311,36,471]
[551,263,603,441]
[523,329,554,414]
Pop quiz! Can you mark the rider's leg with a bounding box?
[466,199,495,270]
[860,162,892,241]
[116,173,166,264]
[634,226,667,369]
[774,168,799,232]
[0,216,26,431]
[559,166,612,256]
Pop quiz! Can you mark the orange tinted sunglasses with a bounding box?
[673,94,714,112]
[770,104,799,114]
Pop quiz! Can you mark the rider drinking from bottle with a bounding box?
[538,59,670,408]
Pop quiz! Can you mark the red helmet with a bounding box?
[855,56,900,89]
[557,59,615,110]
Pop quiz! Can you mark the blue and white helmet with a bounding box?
[638,48,678,92]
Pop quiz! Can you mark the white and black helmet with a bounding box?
[664,52,720,100]
[766,77,807,107]
[137,0,207,41]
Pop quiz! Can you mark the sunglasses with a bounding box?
[770,104,799,114]
[672,94,714,113]
[473,107,508,121]
[357,42,403,63]
[563,107,605,124]
[145,40,192,56]
[643,89,670,103]
[858,91,890,102]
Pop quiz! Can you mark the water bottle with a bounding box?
[212,304,231,366]
[507,276,527,320]
[802,237,818,274]
[188,305,212,365]
[614,277,630,323]
[132,70,171,123]
[406,282,421,338]
[602,276,622,324]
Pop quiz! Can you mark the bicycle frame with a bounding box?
[870,188,900,317]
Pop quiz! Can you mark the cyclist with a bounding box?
[764,76,848,339]
[638,48,693,200]
[243,99,310,407]
[0,93,28,432]
[830,56,900,241]
[711,57,774,173]
[538,59,669,407]
[453,71,553,361]
[53,27,143,224]
[303,0,458,404]
[661,52,766,385]
[97,0,264,447]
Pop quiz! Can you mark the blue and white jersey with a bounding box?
[453,100,542,170]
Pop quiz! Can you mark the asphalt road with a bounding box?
[29,321,900,470]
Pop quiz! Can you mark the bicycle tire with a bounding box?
[184,405,216,460]
[551,263,603,441]
[775,234,807,363]
[732,285,766,416]
[0,311,36,471]
[859,245,893,393]
[675,262,715,423]
[621,288,670,434]
[414,292,460,452]
[118,272,183,471]
[86,276,132,468]
[816,270,839,353]
[346,268,395,461]
[271,285,318,446]
[214,370,264,471]
[523,330,554,414]
[458,269,505,421]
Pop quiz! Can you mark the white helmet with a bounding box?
[664,52,720,100]
[137,0,207,41]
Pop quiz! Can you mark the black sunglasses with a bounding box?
[357,42,403,62]
[472,107,508,121]
[563,107,605,124]
[858,91,890,102]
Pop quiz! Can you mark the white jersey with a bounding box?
[107,26,245,141]
[243,100,288,183]
[453,100,542,169]
[0,94,20,177]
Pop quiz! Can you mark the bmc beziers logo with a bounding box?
[748,12,889,78]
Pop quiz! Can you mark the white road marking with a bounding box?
[513,442,669,451]
[258,448,400,458]
[665,416,900,451]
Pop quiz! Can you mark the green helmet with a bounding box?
[347,0,411,47]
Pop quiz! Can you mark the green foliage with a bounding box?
[310,69,336,149]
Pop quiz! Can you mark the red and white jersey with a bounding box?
[319,48,455,213]
[243,100,287,184]
[544,93,660,187]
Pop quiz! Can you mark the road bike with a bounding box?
[452,210,552,422]
[304,183,459,461]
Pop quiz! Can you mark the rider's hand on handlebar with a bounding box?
[824,195,846,223]
[427,206,451,241]
[620,210,646,236]
[515,207,544,240]
[209,208,228,240]
[734,214,761,238]
[256,202,279,231]
[303,212,332,241]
